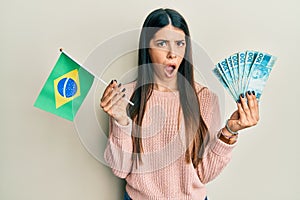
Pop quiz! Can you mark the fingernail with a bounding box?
[121,88,126,92]
[122,94,125,98]
[236,99,241,103]
[118,83,122,88]
[110,80,114,85]
[247,91,251,95]
[114,79,117,83]
[240,93,244,98]
[252,91,255,95]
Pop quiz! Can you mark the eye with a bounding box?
[156,40,167,47]
[176,41,185,47]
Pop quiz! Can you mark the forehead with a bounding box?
[152,25,186,40]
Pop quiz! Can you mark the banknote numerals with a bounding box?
[239,53,245,64]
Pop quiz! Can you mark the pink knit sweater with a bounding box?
[104,82,236,200]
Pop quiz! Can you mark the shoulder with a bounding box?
[194,82,207,94]
[194,82,220,127]
[194,82,217,101]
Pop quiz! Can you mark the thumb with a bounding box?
[230,110,239,120]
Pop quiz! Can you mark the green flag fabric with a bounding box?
[34,52,94,121]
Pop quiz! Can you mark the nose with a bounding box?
[167,52,176,59]
[167,47,177,59]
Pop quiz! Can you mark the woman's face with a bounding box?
[149,24,186,85]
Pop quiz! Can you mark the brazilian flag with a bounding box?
[34,52,94,121]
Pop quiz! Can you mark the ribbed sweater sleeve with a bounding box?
[104,118,133,178]
[104,83,135,179]
[196,86,236,184]
[198,138,236,184]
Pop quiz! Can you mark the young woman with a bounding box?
[100,8,259,200]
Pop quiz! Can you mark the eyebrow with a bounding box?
[154,39,186,42]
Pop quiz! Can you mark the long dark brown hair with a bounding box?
[128,8,208,168]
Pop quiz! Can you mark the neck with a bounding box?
[153,81,178,92]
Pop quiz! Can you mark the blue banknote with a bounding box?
[213,68,238,101]
[247,53,277,99]
[243,51,258,93]
[245,52,265,91]
[218,59,238,98]
[231,53,239,92]
[238,51,246,95]
[226,57,240,95]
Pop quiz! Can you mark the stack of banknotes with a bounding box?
[213,50,277,101]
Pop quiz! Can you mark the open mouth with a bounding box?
[164,65,176,77]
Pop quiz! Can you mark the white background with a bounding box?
[1,0,299,199]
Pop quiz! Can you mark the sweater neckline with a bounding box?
[152,89,179,98]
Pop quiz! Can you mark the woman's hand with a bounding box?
[227,91,260,132]
[100,80,129,126]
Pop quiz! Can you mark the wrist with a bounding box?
[226,119,239,135]
[116,117,130,126]
[219,128,238,145]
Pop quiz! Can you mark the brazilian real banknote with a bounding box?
[213,50,277,102]
[238,51,246,95]
[217,59,239,100]
[246,52,277,99]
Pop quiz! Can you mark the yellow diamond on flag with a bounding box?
[54,69,81,108]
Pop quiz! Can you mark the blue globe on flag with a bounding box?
[57,78,78,98]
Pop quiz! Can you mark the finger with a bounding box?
[236,102,248,128]
[237,101,246,120]
[107,93,127,117]
[102,87,126,112]
[101,80,117,102]
[252,90,259,114]
[109,88,126,109]
[246,90,259,121]
[230,110,239,120]
[239,93,251,117]
[100,88,115,108]
[246,91,255,110]
[250,91,259,121]
[101,82,122,108]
